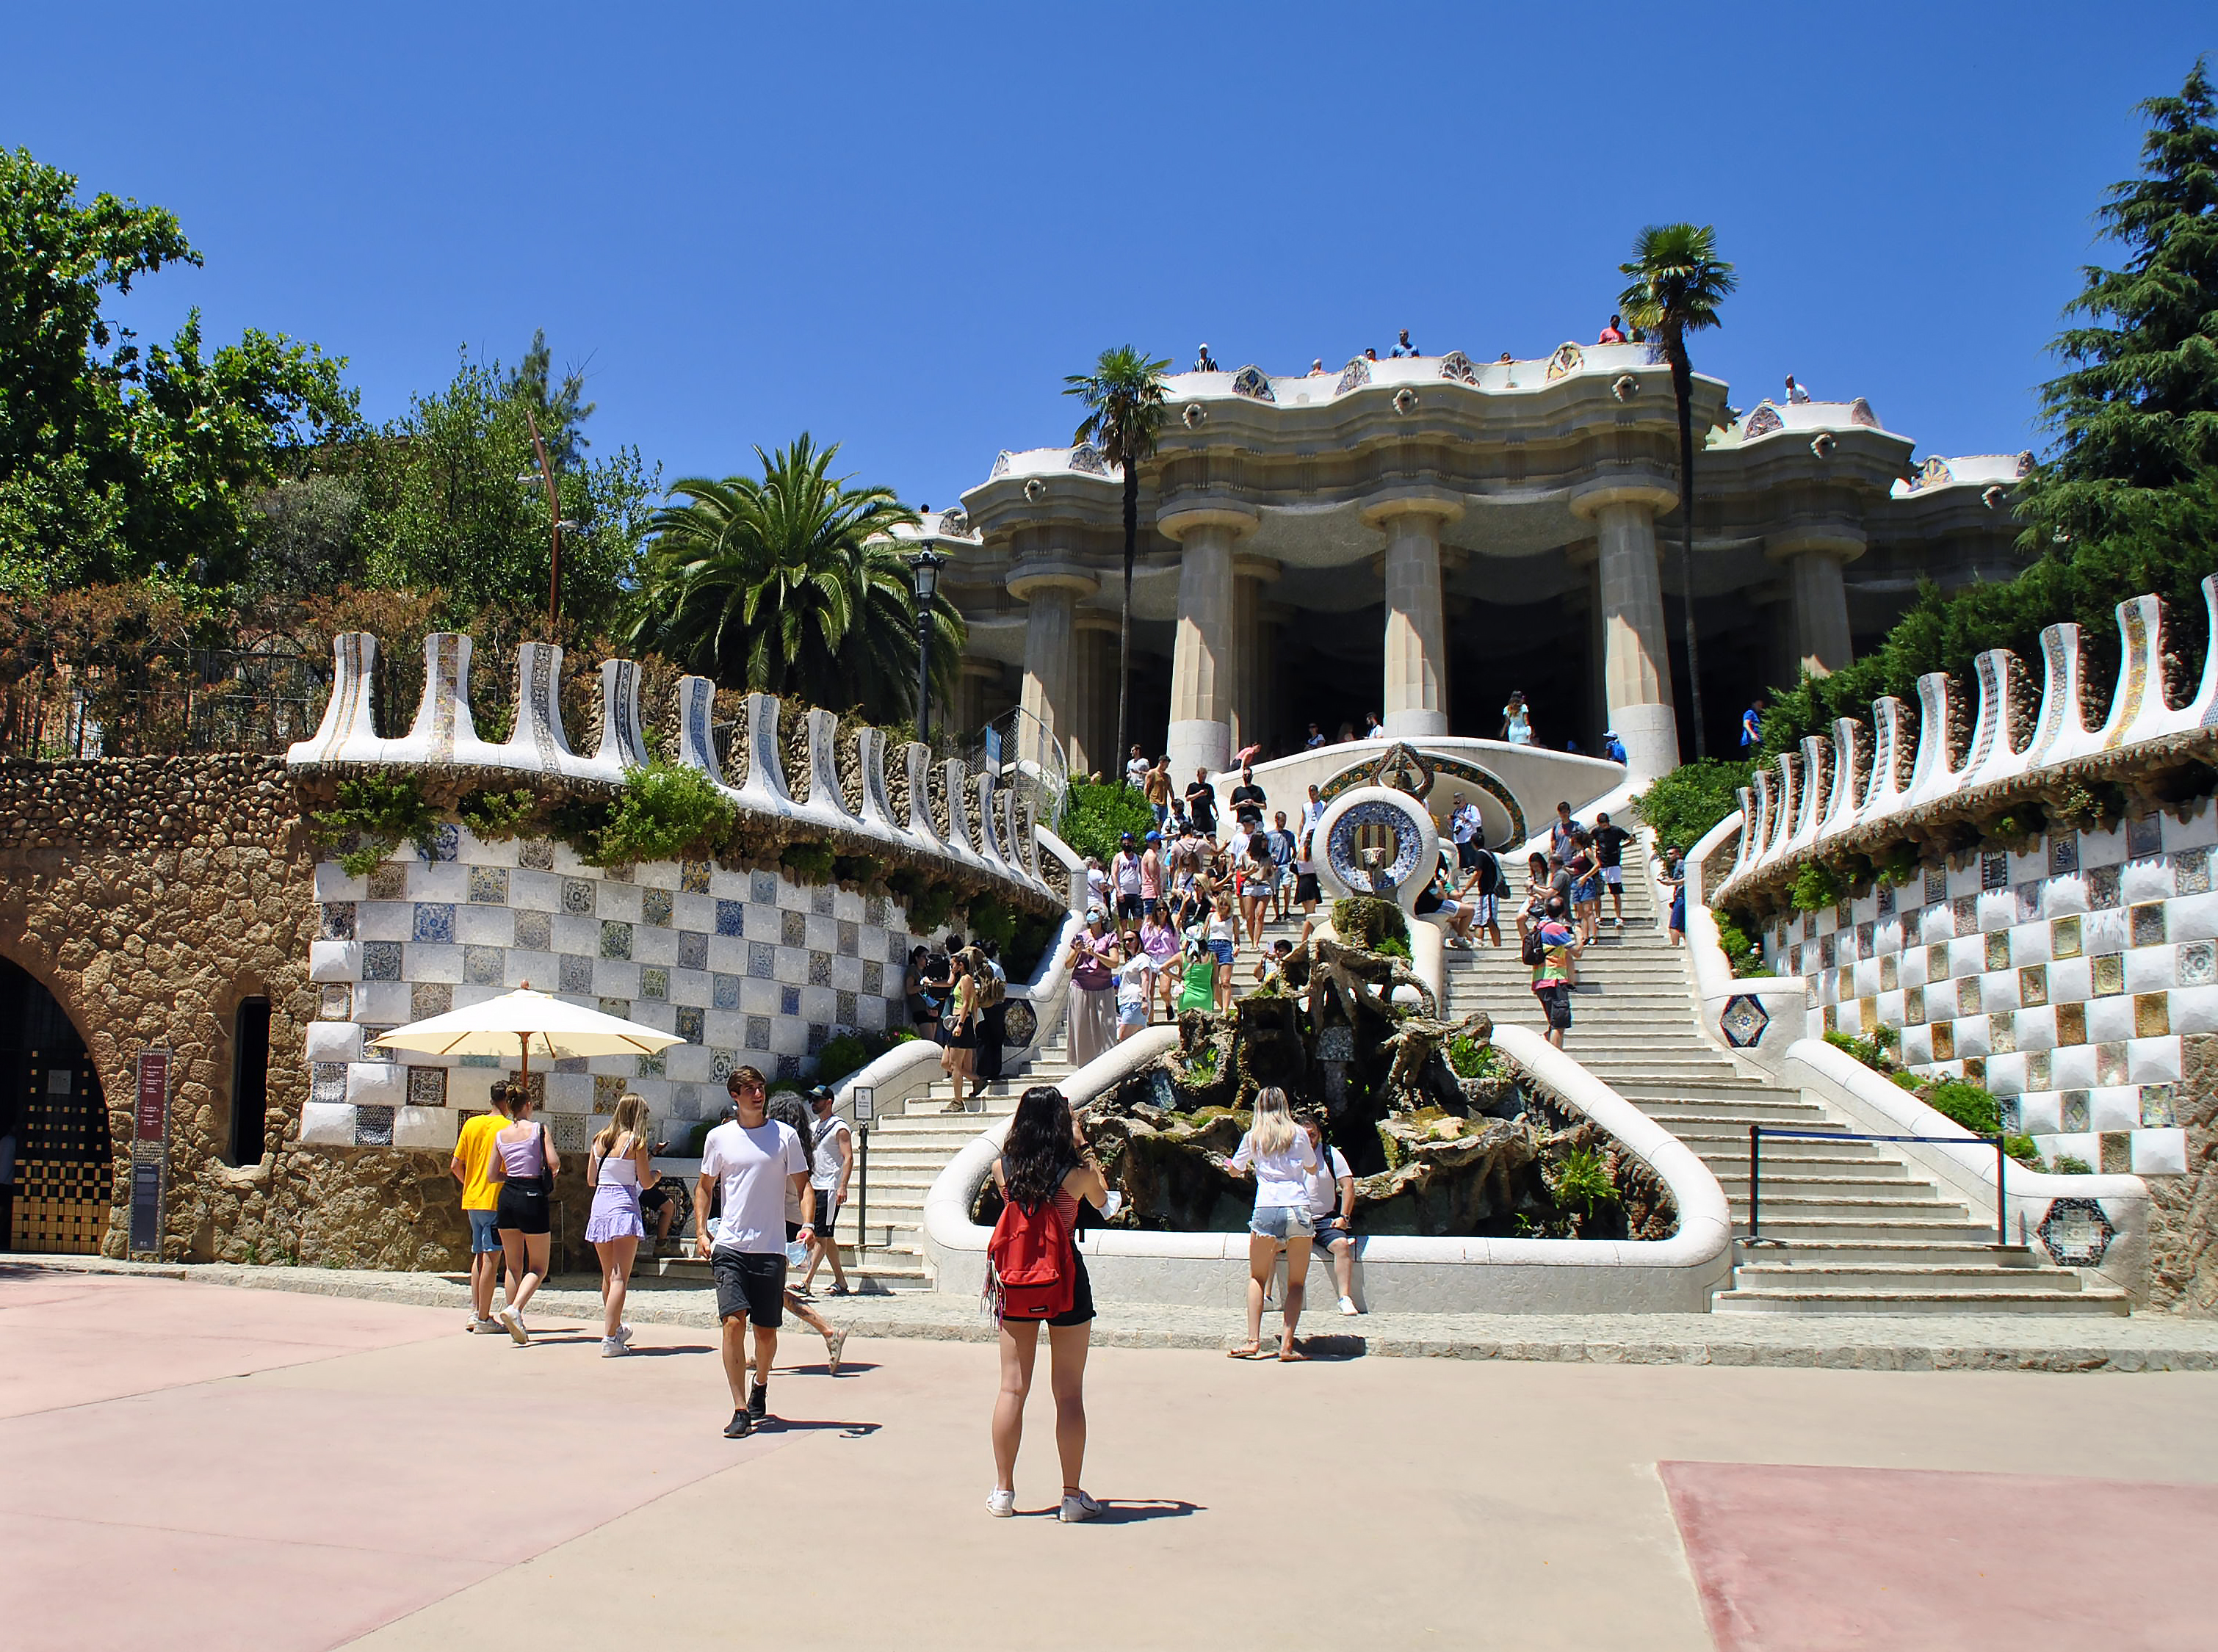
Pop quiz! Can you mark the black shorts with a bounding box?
[713,1250,787,1327]
[1001,1245,1095,1329]
[1314,1215,1354,1249]
[1295,872,1321,904]
[496,1183,551,1236]
[1116,892,1143,920]
[807,1190,837,1236]
[1535,984,1574,1031]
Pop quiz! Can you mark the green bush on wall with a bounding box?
[1057,780,1155,863]
[596,761,737,866]
[315,772,443,877]
[1630,758,1752,852]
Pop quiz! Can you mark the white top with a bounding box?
[1126,756,1150,785]
[1232,1130,1319,1209]
[1207,912,1236,946]
[1303,1145,1353,1218]
[1450,803,1481,844]
[810,1112,852,1188]
[1116,954,1153,1009]
[700,1120,807,1254]
[1113,851,1143,894]
[1503,705,1532,745]
[1085,866,1110,906]
[593,1140,640,1186]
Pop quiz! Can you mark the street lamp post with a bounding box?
[908,546,947,745]
[520,408,578,628]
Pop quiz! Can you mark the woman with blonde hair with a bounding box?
[939,947,979,1104]
[586,1093,660,1356]
[1206,890,1239,1014]
[1227,1087,1319,1361]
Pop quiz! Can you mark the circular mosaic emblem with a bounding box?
[1001,999,1038,1051]
[1314,787,1439,912]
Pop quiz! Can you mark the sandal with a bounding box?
[1227,1344,1263,1360]
[1276,1345,1308,1363]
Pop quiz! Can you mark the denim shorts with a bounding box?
[467,1209,502,1253]
[1208,938,1236,966]
[1250,1205,1316,1241]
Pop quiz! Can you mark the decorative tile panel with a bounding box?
[599,921,633,960]
[408,1067,447,1107]
[713,974,742,1010]
[362,942,403,981]
[559,954,593,993]
[411,982,452,1020]
[413,903,456,943]
[562,877,596,915]
[519,838,556,871]
[641,888,673,928]
[677,931,709,971]
[368,863,408,901]
[681,859,713,894]
[469,866,509,905]
[640,966,669,1000]
[321,902,357,941]
[676,1006,704,1044]
[464,946,505,985]
[514,910,552,952]
[715,900,745,937]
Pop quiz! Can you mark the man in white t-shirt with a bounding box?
[800,1084,855,1297]
[1299,1111,1361,1316]
[696,1066,812,1438]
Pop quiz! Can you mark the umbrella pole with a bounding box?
[519,1032,530,1087]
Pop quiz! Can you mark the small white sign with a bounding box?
[852,1085,875,1125]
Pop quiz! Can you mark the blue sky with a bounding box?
[13,4,2211,505]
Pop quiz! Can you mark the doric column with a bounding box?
[957,659,1003,736]
[1008,562,1099,775]
[1768,531,1863,678]
[1158,505,1257,778]
[1361,493,1462,739]
[1230,554,1279,757]
[1570,481,1680,780]
[1069,611,1120,779]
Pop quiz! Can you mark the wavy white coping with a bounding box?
[1714,578,2218,909]
[920,1024,1733,1314]
[1784,1037,2150,1298]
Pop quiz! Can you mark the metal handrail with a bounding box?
[1746,1125,2010,1247]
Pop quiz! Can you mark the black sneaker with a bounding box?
[723,1408,752,1439]
[748,1383,770,1426]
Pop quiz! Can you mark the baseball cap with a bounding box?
[1145,830,1161,841]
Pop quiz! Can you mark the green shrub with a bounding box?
[887,872,958,933]
[1788,861,1840,912]
[967,893,1020,954]
[1376,935,1411,962]
[594,762,735,866]
[779,841,837,883]
[1922,1080,2001,1136]
[2004,1133,2043,1166]
[549,792,616,860]
[1714,910,1771,977]
[1332,896,1408,950]
[2050,1153,2093,1175]
[457,787,537,841]
[1056,780,1155,863]
[813,1027,917,1086]
[1629,758,1753,852]
[315,772,442,877]
[1548,1146,1619,1217]
[1448,1034,1503,1080]
[831,854,884,886]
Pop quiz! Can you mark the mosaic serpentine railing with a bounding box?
[286,631,1057,905]
[1713,577,2218,911]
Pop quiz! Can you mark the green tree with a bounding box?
[505,327,596,470]
[1064,346,1170,777]
[1619,224,1737,761]
[627,435,959,720]
[0,147,358,594]
[362,347,653,624]
[1758,62,2218,755]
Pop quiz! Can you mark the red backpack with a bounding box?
[986,1192,1074,1320]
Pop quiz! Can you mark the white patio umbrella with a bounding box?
[367,984,684,1076]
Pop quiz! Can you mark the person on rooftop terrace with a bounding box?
[1785,374,1811,403]
[1196,343,1218,372]
[1395,327,1416,356]
[1597,314,1625,344]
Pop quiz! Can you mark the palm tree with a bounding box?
[1064,346,1171,781]
[1618,224,1737,761]
[627,435,959,722]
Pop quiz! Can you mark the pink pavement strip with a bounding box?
[0,1271,828,1651]
[1661,1460,2218,1651]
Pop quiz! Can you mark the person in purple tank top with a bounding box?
[484,1087,562,1344]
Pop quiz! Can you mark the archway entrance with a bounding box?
[1,957,112,1254]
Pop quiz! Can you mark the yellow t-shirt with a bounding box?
[455,1111,505,1211]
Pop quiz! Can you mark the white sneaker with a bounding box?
[615,1323,635,1347]
[600,1336,629,1357]
[466,1315,499,1333]
[1058,1490,1102,1524]
[986,1488,1016,1518]
[498,1304,529,1346]
[1338,1296,1360,1316]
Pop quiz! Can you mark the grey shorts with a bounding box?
[1250,1205,1316,1241]
[712,1249,787,1327]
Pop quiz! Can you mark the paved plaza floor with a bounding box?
[6,1263,2217,1651]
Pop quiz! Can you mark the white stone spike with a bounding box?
[591,659,650,778]
[671,676,729,786]
[400,632,485,765]
[1730,785,1760,880]
[1901,672,1965,808]
[293,631,380,764]
[1818,718,1867,838]
[1753,752,1800,875]
[734,692,793,811]
[1742,773,1775,878]
[1962,648,2035,790]
[2113,593,2178,747]
[799,709,856,826]
[1857,695,1914,827]
[903,742,943,845]
[2186,574,2218,729]
[1784,736,1829,855]
[502,642,571,777]
[942,758,986,864]
[853,726,900,832]
[975,771,1011,874]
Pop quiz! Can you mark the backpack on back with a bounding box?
[986,1191,1074,1319]
[1521,925,1548,967]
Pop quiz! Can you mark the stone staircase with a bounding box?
[1438,839,2125,1316]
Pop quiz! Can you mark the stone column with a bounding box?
[1229,555,1279,757]
[1009,563,1099,776]
[1570,482,1680,780]
[1159,506,1257,779]
[1069,612,1120,780]
[1361,493,1462,740]
[1769,532,1863,678]
[957,660,1003,737]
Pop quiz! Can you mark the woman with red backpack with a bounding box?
[985,1085,1108,1522]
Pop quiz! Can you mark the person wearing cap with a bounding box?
[1111,833,1145,924]
[1603,729,1628,765]
[1139,830,1165,916]
[1447,792,1483,872]
[798,1085,855,1297]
